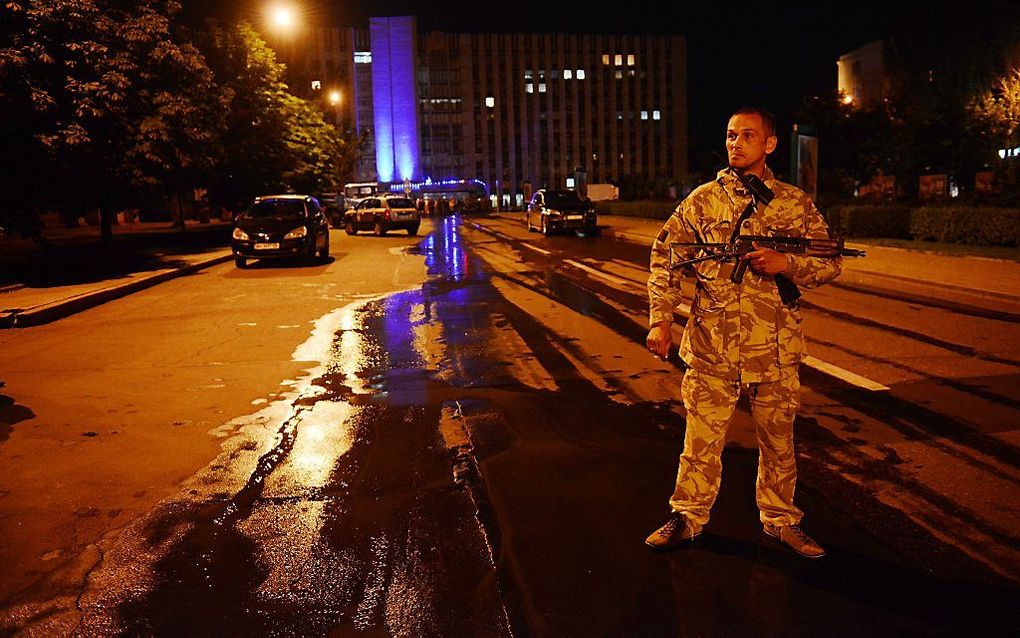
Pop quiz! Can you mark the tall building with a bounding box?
[301,16,687,206]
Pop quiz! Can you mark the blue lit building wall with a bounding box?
[369,16,421,183]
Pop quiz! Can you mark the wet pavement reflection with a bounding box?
[72,214,1017,635]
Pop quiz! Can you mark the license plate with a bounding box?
[567,215,583,220]
[254,242,279,250]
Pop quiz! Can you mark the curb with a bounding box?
[0,253,233,329]
[0,284,26,294]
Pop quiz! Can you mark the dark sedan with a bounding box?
[231,195,330,268]
[525,189,599,235]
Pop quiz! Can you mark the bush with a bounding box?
[826,204,1020,246]
[824,205,913,239]
[909,206,1020,246]
[595,200,677,220]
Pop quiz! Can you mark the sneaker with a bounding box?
[763,523,826,559]
[645,512,701,551]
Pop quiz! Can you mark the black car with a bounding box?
[231,195,330,268]
[526,189,598,235]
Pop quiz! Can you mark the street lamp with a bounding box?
[271,5,294,31]
[328,90,341,106]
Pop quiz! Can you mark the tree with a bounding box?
[199,22,364,210]
[969,68,1020,201]
[116,1,230,230]
[0,0,227,239]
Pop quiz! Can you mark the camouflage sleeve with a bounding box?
[784,198,842,289]
[648,202,697,326]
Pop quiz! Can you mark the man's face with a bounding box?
[726,113,777,172]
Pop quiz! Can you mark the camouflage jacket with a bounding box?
[648,167,842,382]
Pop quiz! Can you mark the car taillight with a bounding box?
[384,208,391,220]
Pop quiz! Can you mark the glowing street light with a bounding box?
[269,4,296,33]
[328,90,342,106]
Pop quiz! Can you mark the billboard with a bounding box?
[919,174,947,200]
[796,134,819,201]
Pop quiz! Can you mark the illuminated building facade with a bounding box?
[837,40,886,108]
[303,16,688,205]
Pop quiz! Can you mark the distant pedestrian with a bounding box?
[644,107,843,558]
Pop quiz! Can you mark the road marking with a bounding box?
[564,259,630,286]
[521,243,552,255]
[802,356,891,391]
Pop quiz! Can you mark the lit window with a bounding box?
[310,80,322,90]
[526,83,534,93]
[563,69,573,79]
[653,110,661,120]
[539,83,547,93]
[614,54,623,66]
[525,69,533,79]
[615,70,623,79]
[576,69,586,80]
[602,54,610,65]
[354,51,372,64]
[566,177,575,188]
[485,96,495,108]
[641,110,648,120]
[627,54,635,66]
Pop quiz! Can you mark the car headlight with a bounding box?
[232,227,249,241]
[546,209,561,216]
[284,226,308,239]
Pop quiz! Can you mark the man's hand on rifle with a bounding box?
[742,241,790,276]
[646,321,672,360]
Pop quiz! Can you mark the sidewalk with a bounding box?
[0,221,233,328]
[593,214,1020,320]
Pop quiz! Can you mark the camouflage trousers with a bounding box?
[669,366,803,529]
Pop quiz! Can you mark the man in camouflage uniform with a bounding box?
[644,107,841,558]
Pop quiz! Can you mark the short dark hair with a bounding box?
[731,107,776,137]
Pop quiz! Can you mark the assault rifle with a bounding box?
[669,235,864,304]
[670,235,866,271]
[668,156,865,302]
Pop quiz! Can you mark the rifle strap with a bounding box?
[730,200,756,243]
[730,197,801,304]
[776,274,802,305]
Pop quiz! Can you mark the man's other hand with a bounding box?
[742,242,789,275]
[647,322,672,360]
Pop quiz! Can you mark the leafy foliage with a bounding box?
[0,5,364,235]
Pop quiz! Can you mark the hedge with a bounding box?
[827,205,1020,246]
[823,205,913,239]
[595,200,676,220]
[599,200,1020,246]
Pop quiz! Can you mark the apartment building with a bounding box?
[301,16,687,206]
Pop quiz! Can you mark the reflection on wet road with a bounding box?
[67,214,1017,635]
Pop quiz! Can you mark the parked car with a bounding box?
[526,189,598,235]
[231,194,330,268]
[343,195,421,236]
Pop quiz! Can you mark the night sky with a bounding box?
[180,0,1012,176]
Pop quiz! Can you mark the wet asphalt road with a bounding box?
[2,214,1018,635]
